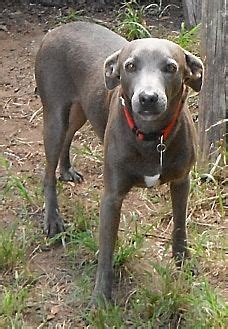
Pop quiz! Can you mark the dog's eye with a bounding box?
[125,62,136,72]
[165,62,177,73]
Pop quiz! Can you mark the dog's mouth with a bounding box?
[137,107,166,121]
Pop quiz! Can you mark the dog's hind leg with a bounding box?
[59,103,87,182]
[43,101,71,237]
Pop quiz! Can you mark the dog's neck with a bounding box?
[119,85,188,143]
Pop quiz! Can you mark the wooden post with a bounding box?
[182,0,202,28]
[198,0,226,165]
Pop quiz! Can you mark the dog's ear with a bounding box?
[184,50,204,92]
[104,50,121,90]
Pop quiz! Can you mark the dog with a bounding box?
[35,21,203,301]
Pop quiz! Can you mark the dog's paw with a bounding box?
[173,251,198,276]
[82,296,113,326]
[88,285,113,309]
[59,167,84,183]
[87,293,113,311]
[44,212,65,238]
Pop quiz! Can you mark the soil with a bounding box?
[0,2,227,328]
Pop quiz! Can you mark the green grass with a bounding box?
[173,22,201,53]
[114,228,143,268]
[57,8,84,23]
[1,156,34,205]
[0,224,26,271]
[0,147,227,327]
[190,161,226,219]
[0,269,36,328]
[73,144,103,165]
[82,258,227,328]
[47,203,99,262]
[129,262,227,328]
[0,286,28,328]
[177,22,201,47]
[84,303,123,328]
[117,0,151,40]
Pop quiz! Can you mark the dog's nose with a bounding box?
[139,91,158,107]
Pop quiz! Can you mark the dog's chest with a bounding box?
[128,149,162,188]
[131,162,162,188]
[144,174,160,187]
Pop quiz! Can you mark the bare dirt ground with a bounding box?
[0,2,227,328]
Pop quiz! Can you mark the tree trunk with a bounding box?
[198,0,226,164]
[182,0,202,28]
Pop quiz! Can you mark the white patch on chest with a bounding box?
[144,174,160,188]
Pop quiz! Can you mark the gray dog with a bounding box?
[35,22,203,301]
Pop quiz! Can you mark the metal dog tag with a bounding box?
[157,135,166,167]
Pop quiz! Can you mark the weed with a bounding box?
[117,0,181,40]
[84,303,123,328]
[47,204,99,260]
[185,280,227,328]
[117,0,151,40]
[0,286,28,317]
[145,0,179,18]
[0,224,26,271]
[0,284,29,328]
[4,176,33,204]
[69,265,95,304]
[114,230,143,267]
[189,227,226,263]
[1,156,33,205]
[174,22,201,52]
[58,9,84,23]
[74,144,103,165]
[190,163,226,219]
[0,267,35,328]
[130,261,227,328]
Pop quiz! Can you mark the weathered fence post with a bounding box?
[198,0,226,165]
[182,0,202,28]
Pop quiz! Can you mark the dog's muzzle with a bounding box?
[132,89,167,119]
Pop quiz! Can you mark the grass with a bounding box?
[117,0,181,41]
[0,221,37,327]
[82,258,227,328]
[0,178,226,327]
[1,156,34,205]
[0,286,29,328]
[129,261,227,328]
[0,224,26,271]
[1,148,227,326]
[117,0,151,40]
[50,203,99,259]
[57,8,84,24]
[173,22,201,53]
[84,303,123,328]
[0,267,36,328]
[114,216,144,267]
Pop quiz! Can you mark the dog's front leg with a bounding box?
[170,175,190,265]
[93,191,124,302]
[92,162,132,303]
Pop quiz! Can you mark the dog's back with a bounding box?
[35,22,127,134]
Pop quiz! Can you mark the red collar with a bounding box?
[121,86,188,142]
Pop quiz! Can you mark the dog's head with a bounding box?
[104,38,203,122]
